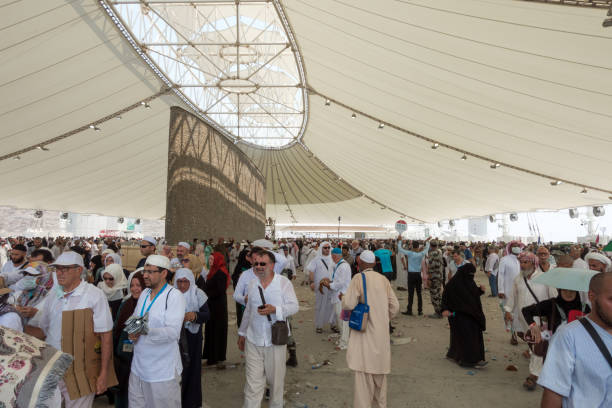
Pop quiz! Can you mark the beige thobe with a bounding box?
[342,269,399,407]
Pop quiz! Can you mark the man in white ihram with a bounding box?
[306,241,334,333]
[128,254,186,408]
[498,241,523,345]
[238,250,298,408]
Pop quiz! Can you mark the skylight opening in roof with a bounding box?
[109,0,307,149]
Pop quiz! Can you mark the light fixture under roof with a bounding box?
[141,101,151,109]
[490,163,500,169]
[461,154,467,160]
[550,180,562,186]
[325,99,331,106]
[351,113,356,119]
[378,123,385,129]
[431,143,439,149]
[89,124,100,132]
[13,156,20,160]
[36,146,50,151]
[581,188,588,194]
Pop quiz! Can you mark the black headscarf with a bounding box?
[441,263,486,330]
[90,255,103,273]
[232,248,251,287]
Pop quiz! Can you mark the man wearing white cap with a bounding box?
[173,242,205,283]
[35,251,113,408]
[136,236,157,269]
[342,250,399,408]
[584,251,611,273]
[128,254,186,408]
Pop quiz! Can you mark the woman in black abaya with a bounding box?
[231,247,251,327]
[202,251,229,367]
[175,268,210,408]
[441,263,488,368]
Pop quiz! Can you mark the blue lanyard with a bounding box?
[332,259,345,280]
[140,283,167,317]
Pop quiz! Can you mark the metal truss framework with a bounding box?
[518,0,611,7]
[106,0,308,149]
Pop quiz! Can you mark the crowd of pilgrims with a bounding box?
[0,235,610,407]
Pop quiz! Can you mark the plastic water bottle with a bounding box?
[500,301,511,332]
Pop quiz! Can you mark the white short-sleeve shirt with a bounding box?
[40,280,113,350]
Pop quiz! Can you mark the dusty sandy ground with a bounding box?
[95,272,543,408]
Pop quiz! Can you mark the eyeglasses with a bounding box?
[55,265,79,273]
[253,262,268,266]
[142,269,161,275]
[181,258,190,263]
[103,277,114,281]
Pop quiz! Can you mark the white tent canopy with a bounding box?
[0,0,611,226]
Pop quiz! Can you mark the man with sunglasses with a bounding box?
[34,251,113,408]
[136,236,157,269]
[128,254,186,408]
[238,250,298,408]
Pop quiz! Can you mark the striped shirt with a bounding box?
[538,316,612,408]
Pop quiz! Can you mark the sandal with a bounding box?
[523,375,538,391]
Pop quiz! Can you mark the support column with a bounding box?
[165,107,266,243]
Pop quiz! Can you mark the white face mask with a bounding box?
[15,276,37,291]
[511,247,522,255]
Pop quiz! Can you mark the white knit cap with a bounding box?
[145,254,171,270]
[360,250,376,263]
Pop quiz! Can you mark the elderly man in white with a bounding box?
[585,251,611,273]
[238,250,298,408]
[320,247,352,350]
[504,251,556,390]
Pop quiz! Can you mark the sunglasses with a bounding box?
[253,262,268,266]
[322,247,330,249]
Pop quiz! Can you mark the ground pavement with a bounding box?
[95,272,542,408]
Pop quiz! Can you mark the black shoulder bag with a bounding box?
[258,286,288,345]
[579,318,612,369]
[523,278,548,357]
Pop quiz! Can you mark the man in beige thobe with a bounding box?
[342,250,400,408]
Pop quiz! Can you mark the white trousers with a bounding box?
[353,371,387,408]
[334,302,349,349]
[128,373,181,408]
[529,350,543,377]
[243,340,286,408]
[315,289,334,329]
[47,381,94,408]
